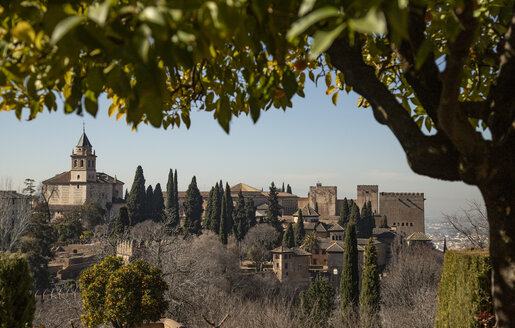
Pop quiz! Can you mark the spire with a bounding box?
[77,131,93,147]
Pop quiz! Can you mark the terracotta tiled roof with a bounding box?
[43,171,71,185]
[293,205,319,217]
[43,171,123,185]
[271,246,311,256]
[326,242,344,252]
[231,183,261,193]
[406,232,432,241]
[328,223,344,231]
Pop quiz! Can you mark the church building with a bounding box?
[43,130,124,218]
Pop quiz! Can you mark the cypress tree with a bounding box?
[379,215,388,228]
[234,190,247,241]
[183,176,203,235]
[219,193,228,245]
[0,252,35,328]
[360,238,380,328]
[286,184,292,194]
[294,209,305,246]
[127,165,146,225]
[299,276,335,327]
[145,185,154,221]
[124,189,129,201]
[314,202,319,214]
[282,223,294,248]
[281,182,285,192]
[203,187,215,229]
[173,169,179,215]
[153,183,164,222]
[366,200,373,217]
[349,201,360,222]
[113,207,130,236]
[339,197,350,227]
[210,183,221,233]
[225,183,234,235]
[245,198,256,228]
[165,169,174,210]
[266,182,282,233]
[19,201,56,292]
[340,220,359,317]
[361,201,368,220]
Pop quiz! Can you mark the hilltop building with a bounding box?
[43,130,124,218]
[298,183,425,235]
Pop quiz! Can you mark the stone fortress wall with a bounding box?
[379,192,425,234]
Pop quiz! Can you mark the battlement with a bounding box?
[357,185,378,189]
[380,192,424,196]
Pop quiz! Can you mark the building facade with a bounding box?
[43,131,124,218]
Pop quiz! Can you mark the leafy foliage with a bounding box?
[127,165,146,226]
[19,201,56,292]
[245,197,256,229]
[282,223,294,248]
[339,197,350,227]
[435,250,493,328]
[56,211,83,242]
[153,183,165,222]
[183,176,203,235]
[299,276,335,327]
[266,182,282,234]
[0,252,35,328]
[294,210,305,247]
[340,220,358,316]
[112,206,130,237]
[360,238,380,328]
[233,190,248,241]
[79,256,168,328]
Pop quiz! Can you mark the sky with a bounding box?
[0,81,483,222]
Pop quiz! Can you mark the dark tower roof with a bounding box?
[77,132,93,147]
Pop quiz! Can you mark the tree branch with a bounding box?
[437,0,489,161]
[489,4,515,144]
[459,101,490,120]
[392,4,443,125]
[326,37,461,181]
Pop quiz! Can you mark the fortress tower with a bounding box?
[379,192,425,234]
[308,183,337,217]
[356,185,378,213]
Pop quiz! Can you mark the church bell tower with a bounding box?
[70,128,97,183]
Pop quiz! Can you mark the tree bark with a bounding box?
[481,172,515,327]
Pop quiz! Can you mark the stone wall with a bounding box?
[379,192,425,234]
[308,184,337,216]
[356,185,379,214]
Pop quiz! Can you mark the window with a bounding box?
[333,268,338,275]
[77,185,79,189]
[77,175,80,179]
[410,222,414,226]
[322,250,326,255]
[313,259,317,265]
[332,236,335,240]
[402,222,405,226]
[80,160,84,167]
[285,263,288,269]
[74,160,77,167]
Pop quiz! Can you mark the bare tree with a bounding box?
[241,224,278,271]
[380,244,444,328]
[0,191,32,252]
[444,200,489,249]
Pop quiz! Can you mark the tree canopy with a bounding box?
[2,0,515,324]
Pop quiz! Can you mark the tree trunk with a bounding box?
[481,178,515,327]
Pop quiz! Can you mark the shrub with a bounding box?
[435,249,493,328]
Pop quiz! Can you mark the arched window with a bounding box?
[74,160,77,167]
[77,175,80,180]
[80,160,84,167]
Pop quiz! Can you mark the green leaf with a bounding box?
[140,7,166,26]
[287,6,340,40]
[310,24,345,59]
[84,90,98,116]
[424,116,432,132]
[51,16,86,45]
[134,25,152,62]
[282,70,298,98]
[299,0,317,16]
[88,0,112,27]
[349,7,386,34]
[12,21,35,44]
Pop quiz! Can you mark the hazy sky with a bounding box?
[0,81,483,221]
